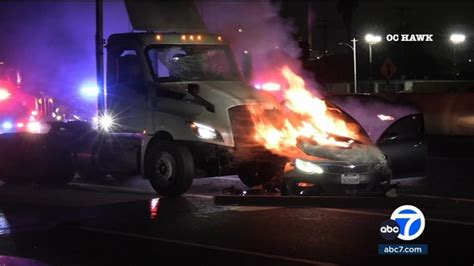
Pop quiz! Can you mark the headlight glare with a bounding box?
[98,112,116,132]
[295,159,324,174]
[190,122,221,140]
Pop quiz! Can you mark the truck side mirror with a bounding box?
[187,83,215,113]
[187,83,200,95]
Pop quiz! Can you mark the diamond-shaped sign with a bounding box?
[380,58,397,80]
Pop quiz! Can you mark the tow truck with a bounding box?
[0,1,286,196]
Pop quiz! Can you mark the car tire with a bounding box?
[280,178,293,196]
[237,160,284,188]
[147,141,194,197]
[376,171,392,193]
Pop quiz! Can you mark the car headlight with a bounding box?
[295,159,324,174]
[189,122,222,141]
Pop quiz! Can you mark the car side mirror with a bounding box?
[381,132,399,143]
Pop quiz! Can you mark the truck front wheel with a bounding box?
[146,141,194,197]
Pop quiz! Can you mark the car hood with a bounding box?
[298,141,388,166]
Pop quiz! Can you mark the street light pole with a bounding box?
[364,34,381,87]
[368,43,372,79]
[352,38,357,93]
[449,33,466,79]
[339,38,358,93]
[452,46,457,77]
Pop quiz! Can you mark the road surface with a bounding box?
[0,171,472,265]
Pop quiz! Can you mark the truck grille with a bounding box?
[228,105,259,149]
[228,105,285,162]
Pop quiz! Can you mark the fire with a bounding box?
[249,66,359,156]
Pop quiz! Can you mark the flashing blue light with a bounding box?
[2,121,13,130]
[80,83,99,99]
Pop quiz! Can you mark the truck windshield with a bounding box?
[147,45,241,82]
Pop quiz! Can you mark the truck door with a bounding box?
[106,45,148,133]
[377,114,426,178]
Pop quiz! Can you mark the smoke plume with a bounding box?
[197,1,316,89]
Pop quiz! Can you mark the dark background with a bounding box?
[0,0,473,93]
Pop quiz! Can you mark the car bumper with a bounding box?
[283,165,391,195]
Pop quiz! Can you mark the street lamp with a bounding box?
[450,33,466,78]
[339,38,358,93]
[364,34,382,81]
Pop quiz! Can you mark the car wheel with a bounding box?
[147,141,194,197]
[237,160,285,188]
[376,171,392,193]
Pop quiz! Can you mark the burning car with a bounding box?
[280,94,424,196]
[245,67,424,196]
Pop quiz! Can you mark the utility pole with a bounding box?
[339,38,358,93]
[96,0,105,113]
[352,38,357,93]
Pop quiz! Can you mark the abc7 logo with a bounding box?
[379,219,400,240]
[380,205,425,241]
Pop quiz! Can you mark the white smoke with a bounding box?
[197,1,309,85]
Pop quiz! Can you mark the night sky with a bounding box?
[0,0,473,93]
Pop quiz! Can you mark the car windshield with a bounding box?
[325,101,372,144]
[147,45,241,82]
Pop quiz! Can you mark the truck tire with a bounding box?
[237,160,286,188]
[146,141,194,197]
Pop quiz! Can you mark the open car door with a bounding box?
[377,114,427,178]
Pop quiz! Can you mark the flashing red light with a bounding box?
[149,198,160,219]
[0,88,11,101]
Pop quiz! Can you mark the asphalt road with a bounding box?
[0,172,473,265]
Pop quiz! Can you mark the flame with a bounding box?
[249,66,359,157]
[377,114,395,121]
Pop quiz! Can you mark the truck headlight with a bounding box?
[295,159,324,174]
[190,122,222,141]
[98,112,116,132]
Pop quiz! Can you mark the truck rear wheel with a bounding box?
[146,141,194,197]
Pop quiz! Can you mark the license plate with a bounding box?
[341,173,360,185]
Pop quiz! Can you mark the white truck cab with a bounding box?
[0,1,285,196]
[92,32,284,196]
